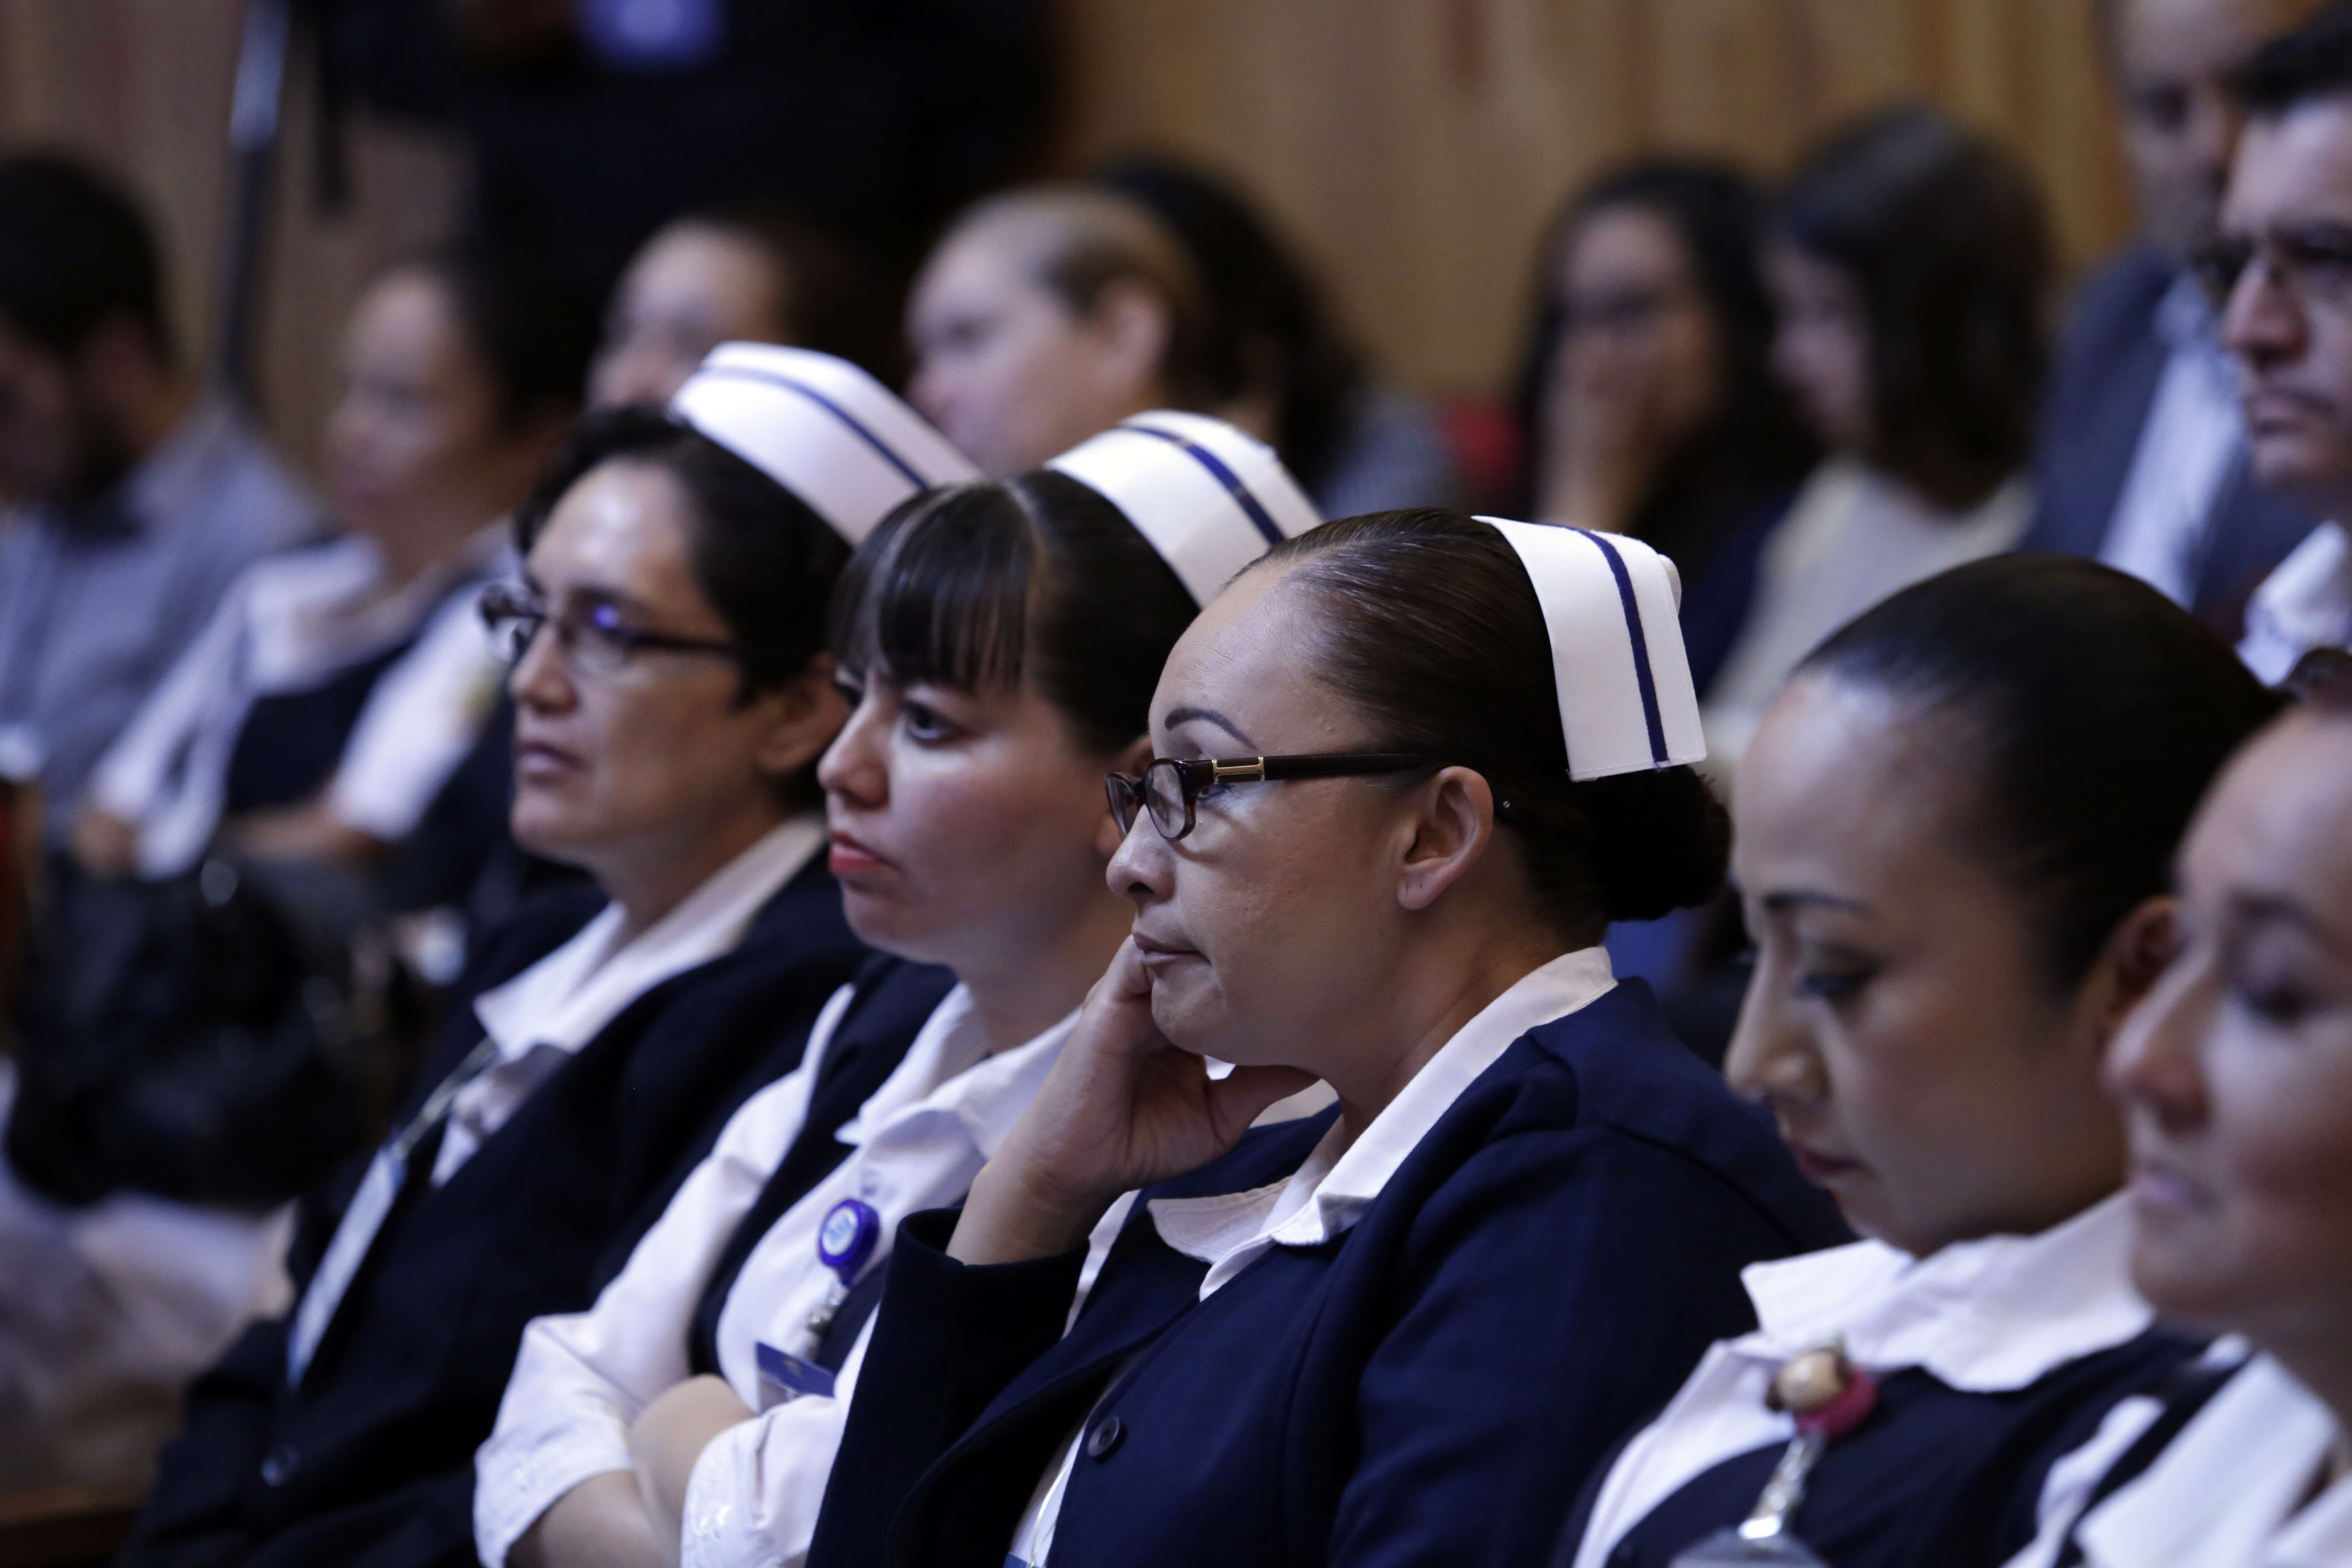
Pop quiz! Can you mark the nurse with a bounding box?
[808,509,1848,1568]
[119,347,975,1568]
[473,414,1321,1568]
[1559,556,2280,1568]
[2016,649,2352,1566]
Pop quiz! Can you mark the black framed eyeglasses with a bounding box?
[479,582,746,676]
[2189,224,2352,310]
[1105,753,1440,842]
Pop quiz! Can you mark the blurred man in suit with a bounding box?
[2027,0,2326,637]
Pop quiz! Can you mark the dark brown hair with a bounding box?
[828,470,1200,755]
[1801,555,2284,993]
[1776,105,2049,510]
[1251,509,1731,939]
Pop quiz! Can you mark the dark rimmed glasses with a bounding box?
[2189,223,2352,311]
[480,582,747,677]
[1106,753,1439,842]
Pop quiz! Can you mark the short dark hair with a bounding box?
[2283,644,2352,708]
[0,153,172,364]
[830,470,1200,756]
[1514,158,1819,566]
[674,202,903,384]
[514,404,850,707]
[1776,105,2050,510]
[1093,157,1366,497]
[1251,509,1731,937]
[1800,554,2283,994]
[397,245,596,434]
[2237,1,2352,117]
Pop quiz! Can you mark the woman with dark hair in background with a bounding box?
[73,247,591,892]
[1514,159,1817,694]
[905,183,1217,477]
[1093,156,1459,517]
[1560,557,2276,1568]
[590,204,900,408]
[806,509,1843,1568]
[1705,105,2049,775]
[118,349,973,1568]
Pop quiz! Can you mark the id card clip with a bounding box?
[1671,1340,1880,1566]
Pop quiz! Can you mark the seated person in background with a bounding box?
[2007,649,2352,1565]
[477,414,1320,1568]
[1512,158,1817,695]
[589,204,900,409]
[2211,9,2352,680]
[1705,106,2046,775]
[118,348,975,1568]
[1560,557,2278,1568]
[0,154,319,830]
[807,511,1845,1568]
[72,246,588,888]
[907,183,1215,477]
[1093,157,1460,517]
[2027,0,2321,637]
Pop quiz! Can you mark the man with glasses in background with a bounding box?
[2027,0,2325,637]
[2208,1,2352,676]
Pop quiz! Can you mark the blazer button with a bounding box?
[1085,1415,1125,1461]
[260,1445,301,1487]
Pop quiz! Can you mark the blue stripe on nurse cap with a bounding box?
[1046,411,1321,605]
[1478,518,1706,781]
[670,344,980,544]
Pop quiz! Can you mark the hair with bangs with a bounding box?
[829,470,1200,755]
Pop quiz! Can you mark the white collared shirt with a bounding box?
[2101,276,2244,607]
[1569,1194,2154,1568]
[436,815,825,1185]
[2239,522,2352,685]
[2027,1352,2352,1568]
[86,526,507,876]
[472,983,1079,1568]
[1008,947,1618,1567]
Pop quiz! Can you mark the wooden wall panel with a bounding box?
[0,0,2133,473]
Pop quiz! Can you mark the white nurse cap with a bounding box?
[669,344,980,544]
[1046,411,1321,605]
[1478,518,1707,781]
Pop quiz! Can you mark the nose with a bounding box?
[2104,941,2215,1135]
[507,619,575,715]
[1105,800,1174,906]
[2221,250,2308,368]
[1723,953,1826,1109]
[817,690,888,810]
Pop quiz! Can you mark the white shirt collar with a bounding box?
[2081,1353,2349,1568]
[1150,947,1617,1297]
[835,982,1081,1160]
[471,815,826,1060]
[2240,522,2352,686]
[1731,1191,2151,1392]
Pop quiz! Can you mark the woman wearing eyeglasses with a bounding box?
[473,413,1326,1568]
[803,510,1848,1568]
[121,349,975,1568]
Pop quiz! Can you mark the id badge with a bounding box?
[755,1340,836,1409]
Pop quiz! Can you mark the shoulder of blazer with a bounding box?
[2053,245,2175,376]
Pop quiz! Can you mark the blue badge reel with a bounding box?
[754,1198,881,1408]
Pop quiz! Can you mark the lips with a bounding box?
[1786,1140,1864,1188]
[826,828,888,878]
[2126,1152,2211,1217]
[513,734,582,784]
[1131,930,1202,966]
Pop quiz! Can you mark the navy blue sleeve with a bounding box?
[808,1208,1088,1568]
[1329,1125,1773,1568]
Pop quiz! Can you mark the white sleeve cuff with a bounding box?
[473,1419,636,1568]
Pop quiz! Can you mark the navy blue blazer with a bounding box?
[809,980,1851,1568]
[2027,244,2317,640]
[121,859,871,1568]
[1560,1328,2205,1568]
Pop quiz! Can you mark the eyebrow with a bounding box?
[1161,706,1257,750]
[2229,891,2352,956]
[1760,890,1873,916]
